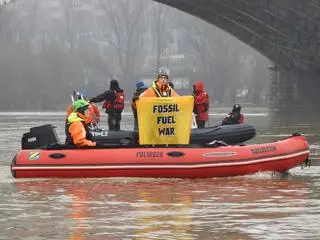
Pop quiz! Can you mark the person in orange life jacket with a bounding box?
[65,92,100,145]
[193,80,209,128]
[222,104,244,125]
[66,91,85,117]
[65,99,96,147]
[140,67,179,98]
[66,91,100,128]
[131,80,147,131]
[89,79,125,131]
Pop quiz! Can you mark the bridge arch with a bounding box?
[154,0,320,115]
[153,0,320,71]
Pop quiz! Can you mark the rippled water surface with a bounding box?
[1,108,320,240]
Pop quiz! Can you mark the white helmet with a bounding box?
[157,67,170,78]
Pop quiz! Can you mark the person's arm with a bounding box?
[221,117,228,125]
[69,122,96,147]
[221,112,232,125]
[90,91,108,103]
[229,113,241,124]
[139,87,154,98]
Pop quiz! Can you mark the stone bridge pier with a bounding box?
[268,65,320,118]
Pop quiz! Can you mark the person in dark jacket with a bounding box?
[90,79,125,131]
[222,104,244,125]
[131,80,148,131]
[193,80,209,128]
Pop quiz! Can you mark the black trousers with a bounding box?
[196,120,206,129]
[108,113,121,131]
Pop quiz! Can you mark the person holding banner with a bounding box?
[136,95,194,145]
[140,67,179,98]
[136,68,199,145]
[193,80,209,128]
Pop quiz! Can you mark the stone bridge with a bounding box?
[154,0,320,115]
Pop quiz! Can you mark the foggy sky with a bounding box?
[0,0,270,110]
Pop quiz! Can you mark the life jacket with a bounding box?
[152,81,173,97]
[89,103,100,127]
[65,117,93,145]
[103,90,125,113]
[194,92,209,114]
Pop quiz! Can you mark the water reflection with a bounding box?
[7,174,316,240]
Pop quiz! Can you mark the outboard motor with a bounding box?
[21,124,60,149]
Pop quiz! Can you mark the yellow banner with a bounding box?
[136,96,194,145]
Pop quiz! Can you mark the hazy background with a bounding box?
[0,0,270,111]
[2,3,320,239]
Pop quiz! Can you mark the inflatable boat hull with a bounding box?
[12,135,309,178]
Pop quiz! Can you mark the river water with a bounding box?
[0,107,319,240]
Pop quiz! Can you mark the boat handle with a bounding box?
[167,151,185,157]
[49,153,66,159]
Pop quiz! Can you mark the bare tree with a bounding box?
[0,0,87,110]
[150,3,171,70]
[79,47,115,83]
[0,3,15,40]
[97,0,146,86]
[177,16,238,101]
[18,0,40,48]
[59,0,79,52]
[174,12,270,103]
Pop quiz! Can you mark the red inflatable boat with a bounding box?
[11,134,309,179]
